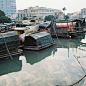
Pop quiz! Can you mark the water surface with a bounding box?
[0,33,86,86]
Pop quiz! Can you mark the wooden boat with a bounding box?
[8,27,29,35]
[19,25,39,43]
[0,23,16,33]
[24,31,55,50]
[15,20,38,27]
[0,31,23,58]
[43,18,86,38]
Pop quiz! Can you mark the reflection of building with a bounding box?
[0,0,16,16]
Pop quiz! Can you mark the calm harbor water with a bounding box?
[0,33,86,86]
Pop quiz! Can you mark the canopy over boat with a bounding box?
[0,31,22,58]
[24,31,54,50]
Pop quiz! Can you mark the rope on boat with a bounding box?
[1,33,21,66]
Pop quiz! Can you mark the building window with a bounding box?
[27,14,28,17]
[18,14,19,17]
[24,14,25,17]
[21,14,22,17]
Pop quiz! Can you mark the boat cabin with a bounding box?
[47,18,86,38]
[24,31,55,50]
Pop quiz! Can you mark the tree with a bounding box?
[0,16,11,23]
[65,15,69,19]
[0,10,5,17]
[23,17,28,20]
[0,10,11,23]
[45,15,54,21]
[62,7,66,19]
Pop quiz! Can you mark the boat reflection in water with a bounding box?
[23,44,57,65]
[0,55,22,76]
[54,33,86,57]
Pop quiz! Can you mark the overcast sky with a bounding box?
[16,0,86,14]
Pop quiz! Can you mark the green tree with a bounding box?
[23,17,28,20]
[0,10,5,17]
[62,7,66,19]
[0,16,11,23]
[65,15,69,19]
[0,10,11,23]
[45,15,54,21]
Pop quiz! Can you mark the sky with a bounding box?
[16,0,86,14]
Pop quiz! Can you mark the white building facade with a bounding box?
[17,6,63,20]
[32,6,54,19]
[81,8,86,18]
[0,0,16,16]
[17,9,33,20]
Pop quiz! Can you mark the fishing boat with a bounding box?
[0,23,16,33]
[0,31,23,58]
[24,31,55,50]
[42,18,86,38]
[19,24,39,43]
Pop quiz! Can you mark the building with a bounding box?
[17,6,63,20]
[8,13,17,21]
[31,6,55,20]
[81,8,86,15]
[17,9,33,20]
[0,0,16,16]
[54,9,63,19]
[81,8,86,18]
[67,11,82,19]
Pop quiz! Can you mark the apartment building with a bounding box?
[81,8,86,18]
[81,8,86,15]
[17,6,62,20]
[67,11,82,19]
[0,0,16,16]
[17,9,33,20]
[31,6,54,19]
